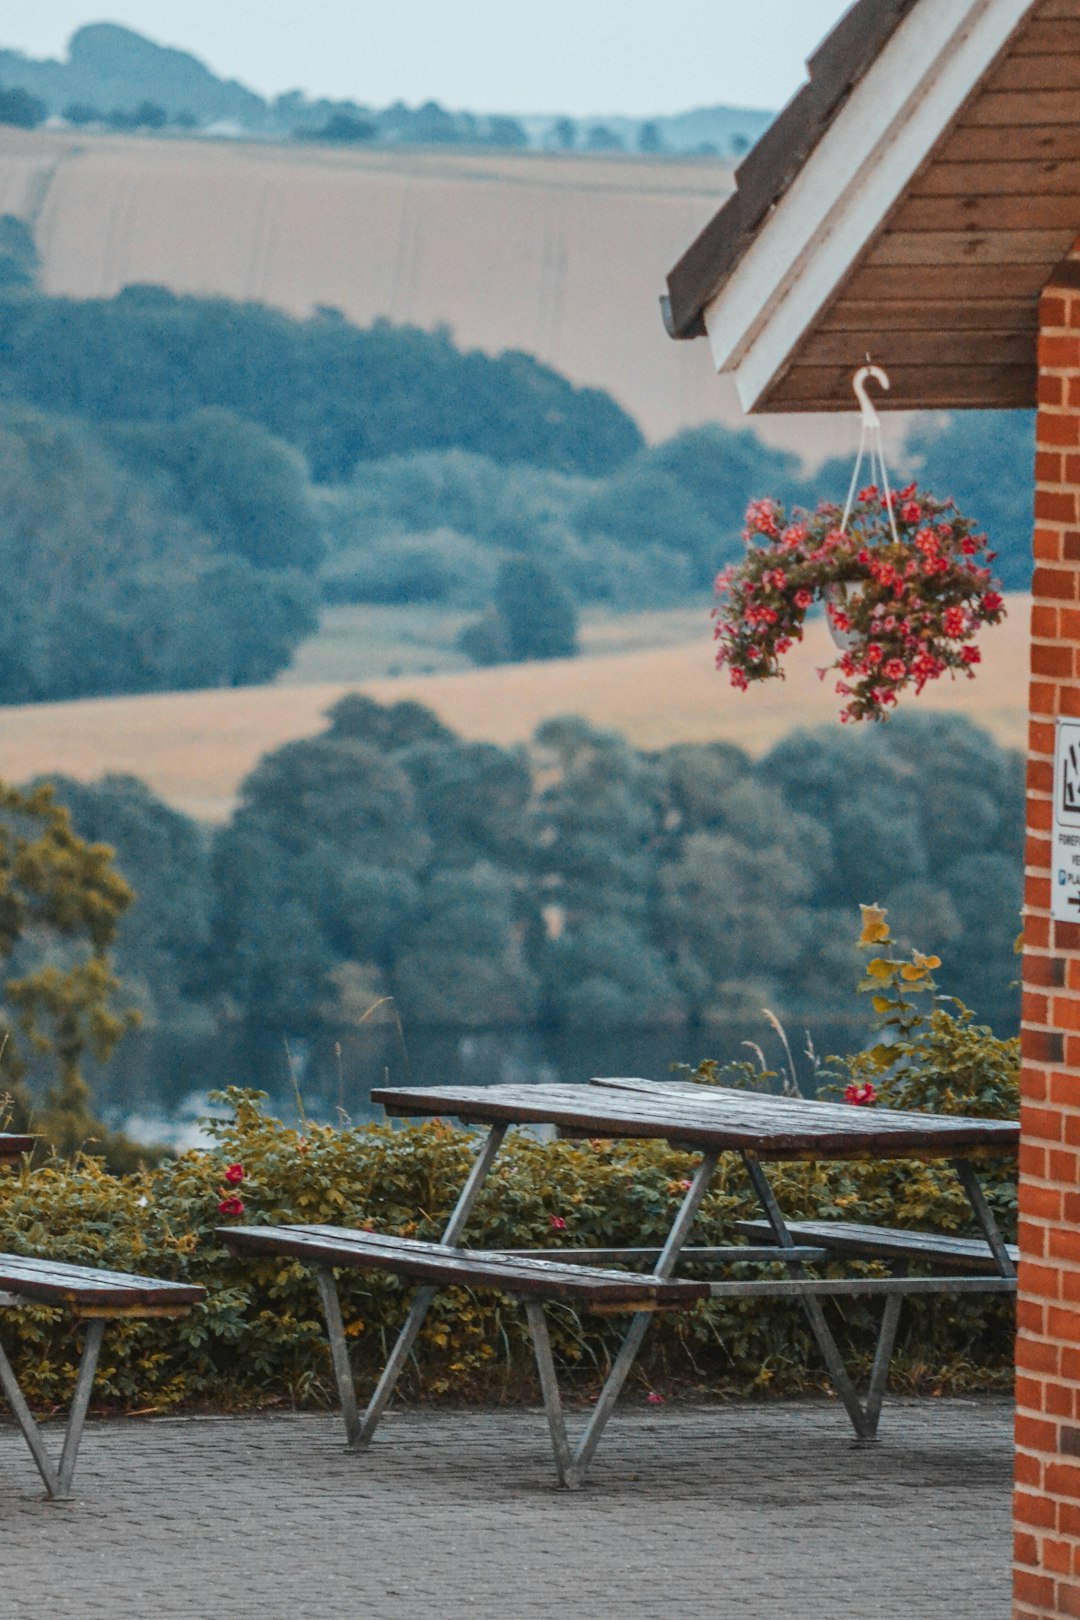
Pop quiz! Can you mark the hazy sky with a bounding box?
[0,1,852,116]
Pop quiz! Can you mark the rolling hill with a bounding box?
[0,600,1030,823]
[0,125,903,462]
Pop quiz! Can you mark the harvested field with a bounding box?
[0,599,1029,823]
[0,126,908,462]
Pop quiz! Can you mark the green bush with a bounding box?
[0,1069,1015,1414]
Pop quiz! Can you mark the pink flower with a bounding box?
[223,1162,245,1185]
[678,1179,692,1191]
[883,658,906,682]
[549,1215,566,1230]
[843,1082,876,1107]
[646,1391,665,1406]
[794,589,813,610]
[217,1195,245,1217]
[900,501,921,525]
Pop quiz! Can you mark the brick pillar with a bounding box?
[1015,263,1080,1620]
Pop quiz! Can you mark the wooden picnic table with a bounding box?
[224,1078,1019,1489]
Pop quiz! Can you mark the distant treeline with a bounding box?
[0,237,1037,704]
[0,23,768,156]
[37,703,1022,1045]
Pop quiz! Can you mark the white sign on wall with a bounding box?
[1053,719,1080,922]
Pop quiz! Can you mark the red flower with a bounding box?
[549,1215,566,1230]
[943,606,966,638]
[900,501,921,525]
[217,1195,245,1217]
[981,591,1004,615]
[223,1162,245,1185]
[961,645,981,665]
[843,1082,876,1107]
[794,589,813,610]
[646,1391,665,1405]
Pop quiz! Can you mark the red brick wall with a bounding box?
[1015,265,1080,1620]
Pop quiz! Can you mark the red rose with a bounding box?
[843,1082,876,1107]
[549,1215,566,1230]
[223,1163,245,1185]
[217,1195,245,1217]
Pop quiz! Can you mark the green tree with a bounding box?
[0,782,143,1163]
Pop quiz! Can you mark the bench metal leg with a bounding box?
[0,1316,105,1500]
[741,1149,876,1441]
[862,1276,905,1440]
[523,1151,720,1489]
[318,1122,509,1452]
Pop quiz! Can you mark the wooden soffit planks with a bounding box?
[754,0,1080,412]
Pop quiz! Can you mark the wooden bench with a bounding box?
[219,1223,709,1486]
[734,1218,1019,1274]
[0,1255,204,1500]
[220,1225,708,1312]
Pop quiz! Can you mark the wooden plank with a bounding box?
[0,1254,204,1309]
[370,1082,1020,1159]
[1033,0,1080,18]
[817,297,1036,332]
[1011,18,1080,52]
[840,261,1049,301]
[0,1134,33,1161]
[868,227,1077,265]
[911,159,1080,196]
[964,90,1080,127]
[987,54,1080,91]
[219,1224,710,1307]
[735,1219,1020,1274]
[764,361,1035,411]
[798,328,1034,367]
[944,124,1080,161]
[894,193,1080,232]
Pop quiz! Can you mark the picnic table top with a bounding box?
[0,1133,33,1162]
[370,1077,1019,1160]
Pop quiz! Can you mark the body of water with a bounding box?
[74,1013,870,1150]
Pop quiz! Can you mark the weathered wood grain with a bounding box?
[370,1081,1020,1160]
[218,1225,710,1309]
[736,1219,1020,1274]
[0,1254,204,1310]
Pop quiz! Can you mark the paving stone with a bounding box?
[0,1396,1012,1620]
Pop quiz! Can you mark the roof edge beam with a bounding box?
[702,0,1035,412]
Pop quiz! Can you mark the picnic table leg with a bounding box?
[537,1150,719,1488]
[523,1300,576,1487]
[0,1333,61,1498]
[862,1265,906,1439]
[326,1122,509,1451]
[950,1158,1016,1279]
[740,1149,875,1441]
[56,1317,106,1498]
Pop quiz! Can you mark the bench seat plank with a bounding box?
[0,1254,204,1310]
[735,1219,1019,1273]
[219,1225,710,1308]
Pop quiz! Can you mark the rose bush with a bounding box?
[712,484,1005,722]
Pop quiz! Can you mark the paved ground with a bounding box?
[0,1397,1011,1620]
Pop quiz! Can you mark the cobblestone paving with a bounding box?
[0,1397,1011,1620]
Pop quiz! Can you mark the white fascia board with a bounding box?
[702,0,1037,411]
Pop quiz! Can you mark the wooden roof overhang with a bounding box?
[664,0,1080,414]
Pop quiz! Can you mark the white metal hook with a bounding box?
[852,363,890,430]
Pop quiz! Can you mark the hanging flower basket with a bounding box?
[711,482,1005,722]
